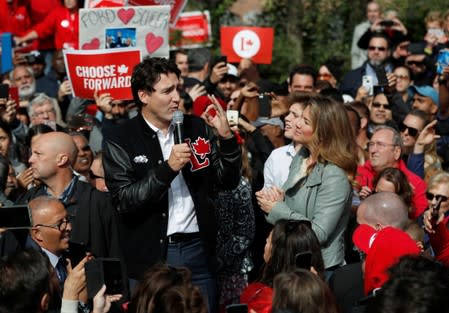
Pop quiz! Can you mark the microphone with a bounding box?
[172,110,184,144]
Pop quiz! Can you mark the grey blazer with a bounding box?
[267,148,352,268]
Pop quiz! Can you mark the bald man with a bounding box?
[329,192,410,312]
[356,192,409,230]
[16,132,121,259]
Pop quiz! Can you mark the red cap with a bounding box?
[358,226,420,295]
[352,224,378,254]
[192,95,227,117]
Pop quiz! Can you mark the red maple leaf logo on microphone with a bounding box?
[191,137,211,159]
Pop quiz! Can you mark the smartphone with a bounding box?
[9,86,19,107]
[379,20,395,27]
[65,241,88,267]
[374,67,388,87]
[0,205,32,229]
[0,84,9,99]
[85,258,124,298]
[437,49,449,74]
[226,110,239,126]
[362,75,374,96]
[258,94,272,118]
[216,55,227,65]
[295,251,312,270]
[226,304,248,313]
[24,53,36,64]
[407,43,425,55]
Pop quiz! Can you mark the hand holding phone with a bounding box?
[226,110,239,126]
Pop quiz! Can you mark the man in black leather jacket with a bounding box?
[102,57,241,313]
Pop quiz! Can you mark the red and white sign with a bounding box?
[170,11,211,49]
[64,48,141,100]
[79,6,170,58]
[127,0,187,26]
[220,27,274,64]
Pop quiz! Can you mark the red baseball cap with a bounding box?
[354,225,420,295]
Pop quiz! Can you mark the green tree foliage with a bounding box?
[186,0,449,83]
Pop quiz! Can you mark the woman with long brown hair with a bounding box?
[256,94,358,270]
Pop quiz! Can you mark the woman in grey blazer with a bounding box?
[256,94,358,269]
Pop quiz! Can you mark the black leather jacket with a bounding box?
[102,113,241,279]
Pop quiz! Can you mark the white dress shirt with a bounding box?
[263,143,297,189]
[144,119,198,235]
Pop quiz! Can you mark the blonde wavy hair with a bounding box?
[300,94,358,182]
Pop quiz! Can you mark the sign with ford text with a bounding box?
[79,6,170,58]
[127,0,187,26]
[220,26,274,64]
[170,11,211,49]
[63,48,141,100]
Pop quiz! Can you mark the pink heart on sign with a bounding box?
[82,38,100,50]
[146,32,164,54]
[117,8,135,25]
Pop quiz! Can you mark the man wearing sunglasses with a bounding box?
[340,33,393,98]
[399,109,428,159]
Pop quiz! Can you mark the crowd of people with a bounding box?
[2,0,449,313]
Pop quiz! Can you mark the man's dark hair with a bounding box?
[288,64,317,86]
[131,57,180,109]
[367,255,449,313]
[0,249,51,313]
[187,48,211,72]
[369,32,391,50]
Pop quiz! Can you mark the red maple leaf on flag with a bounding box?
[191,137,211,158]
[246,39,253,46]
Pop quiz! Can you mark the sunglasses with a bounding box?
[372,102,392,110]
[426,192,448,202]
[368,46,387,52]
[399,122,419,137]
[406,61,424,66]
[318,73,333,80]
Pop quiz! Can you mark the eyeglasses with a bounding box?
[399,122,419,137]
[426,192,448,202]
[317,73,333,80]
[368,46,387,52]
[395,74,410,80]
[89,170,104,180]
[372,102,392,110]
[367,141,397,149]
[34,215,74,231]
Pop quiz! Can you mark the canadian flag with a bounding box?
[220,26,274,64]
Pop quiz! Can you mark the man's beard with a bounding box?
[368,59,385,68]
[18,81,36,100]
